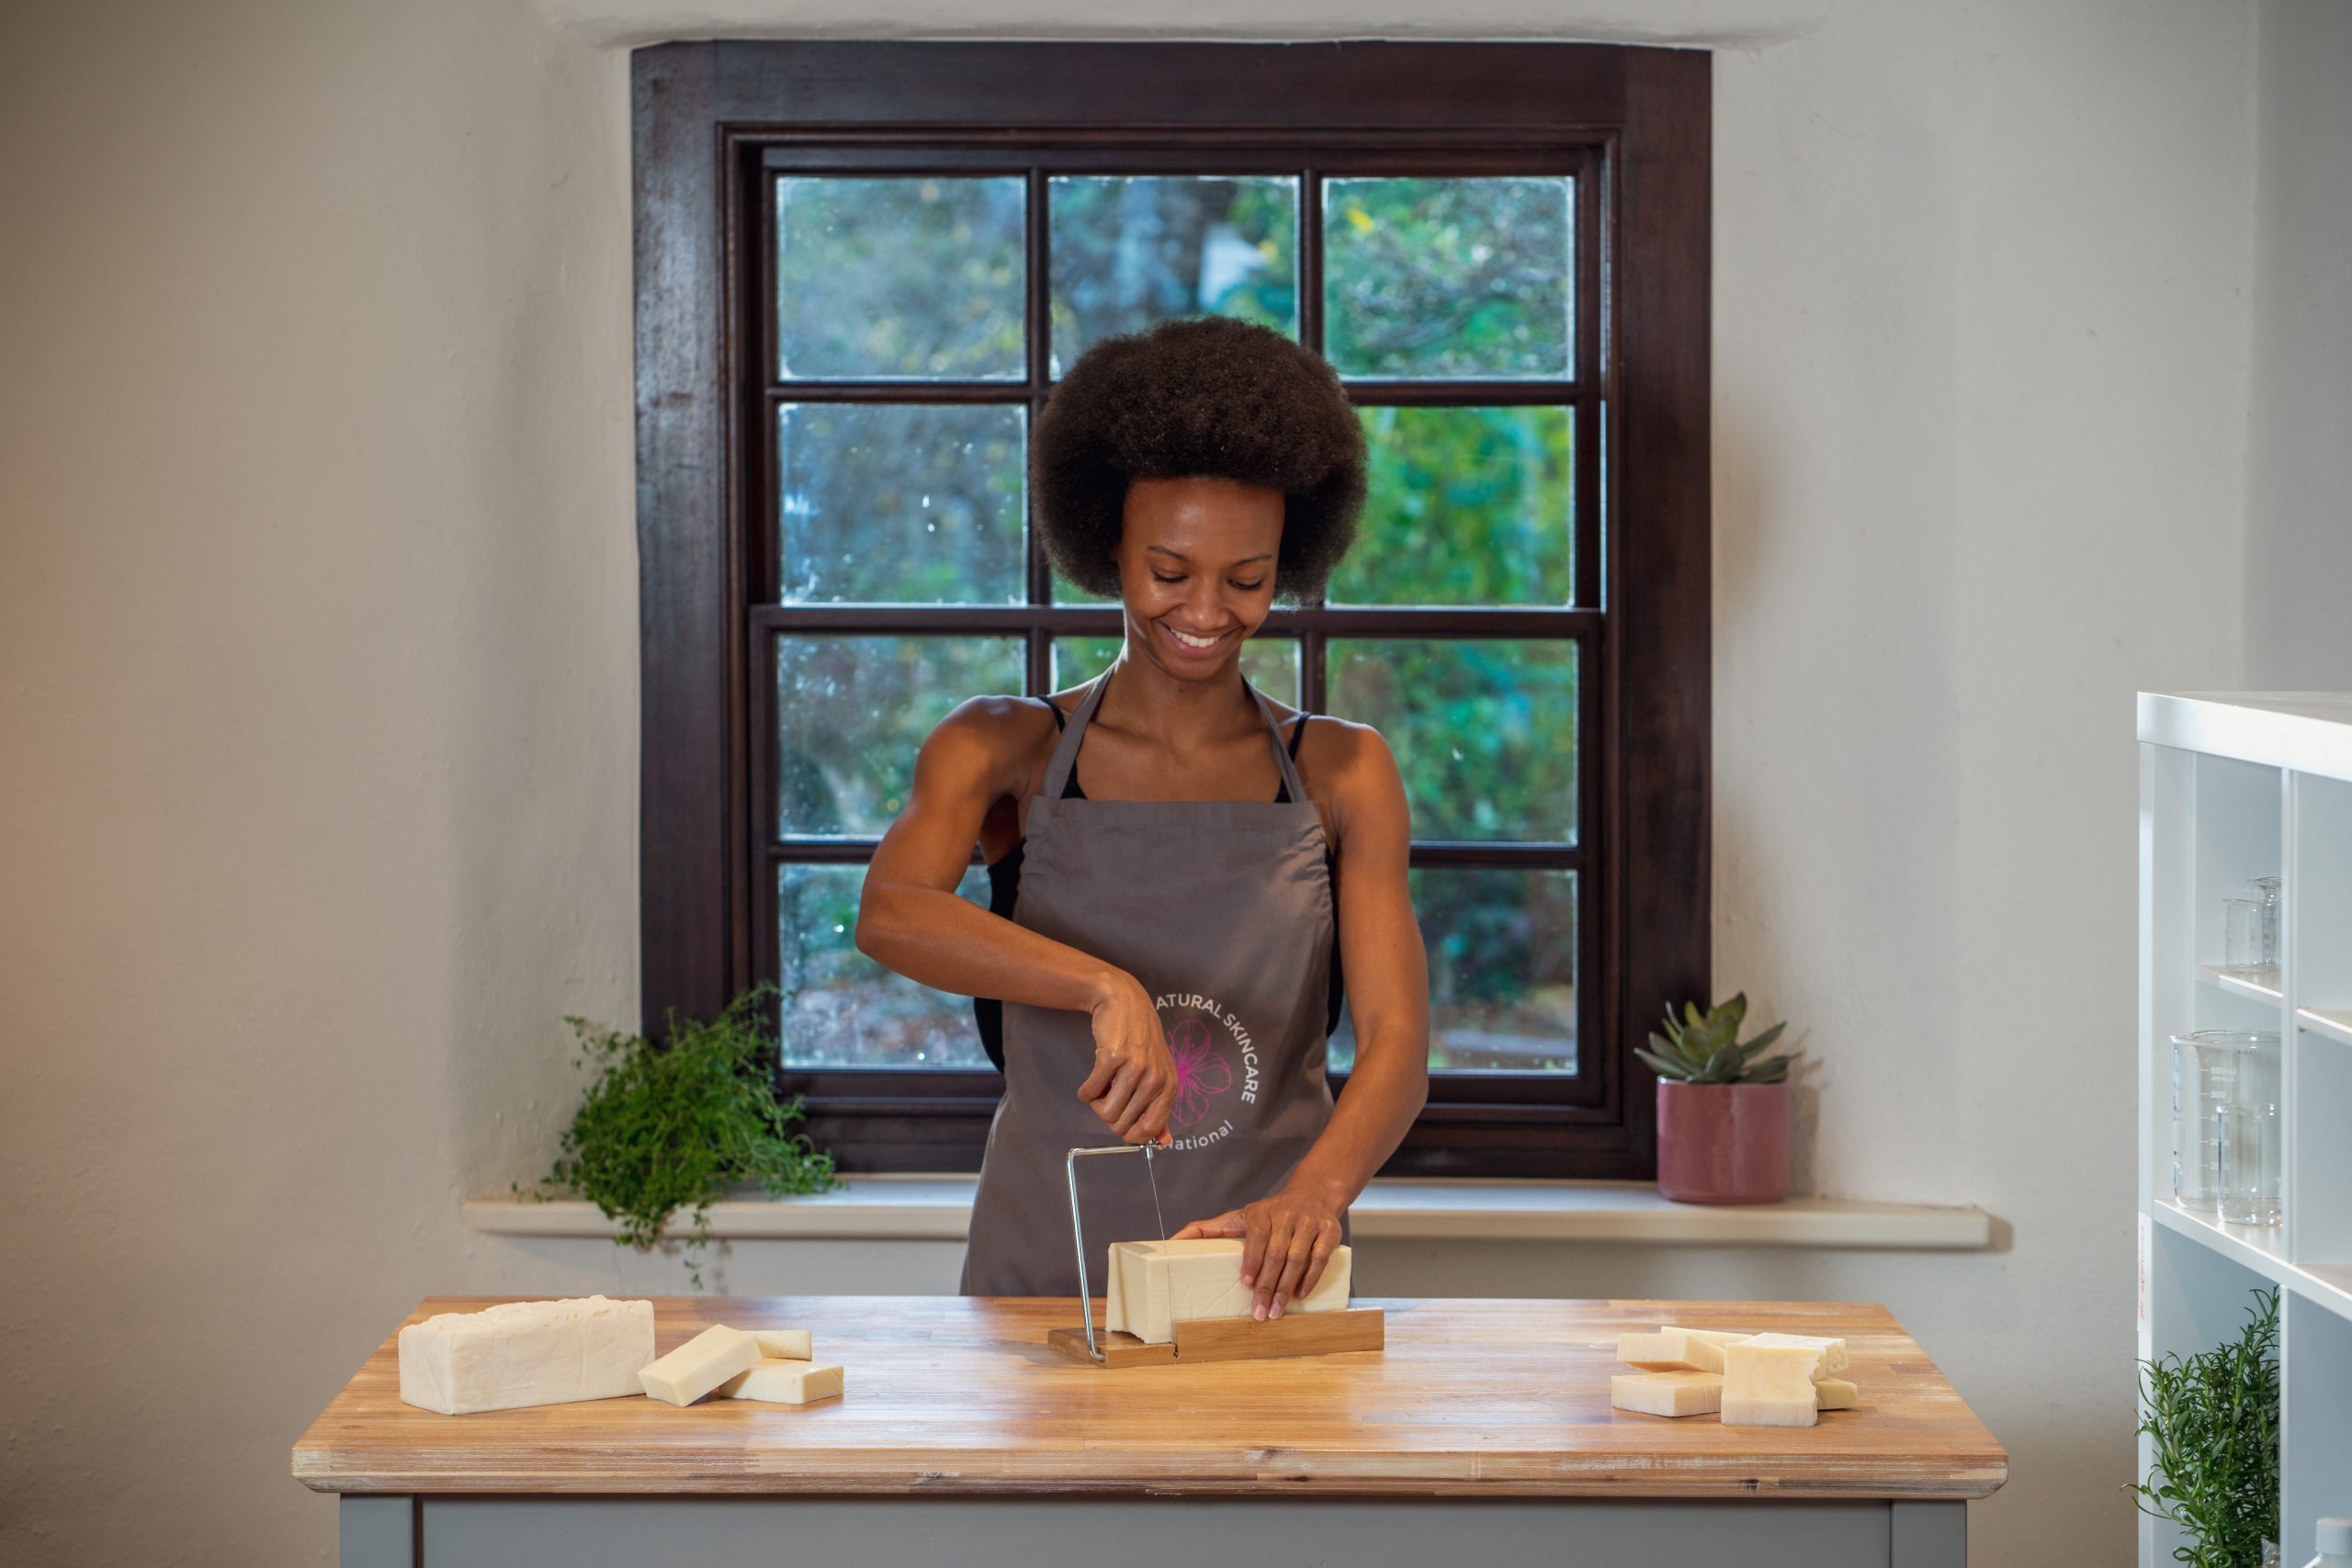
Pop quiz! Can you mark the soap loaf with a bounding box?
[1103,1238,1351,1346]
[397,1295,655,1416]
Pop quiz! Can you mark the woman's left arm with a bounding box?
[1171,721,1429,1317]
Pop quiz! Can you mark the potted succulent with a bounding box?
[1637,992,1800,1204]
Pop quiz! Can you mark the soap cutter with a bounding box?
[1047,1141,1385,1369]
[1059,1142,1165,1364]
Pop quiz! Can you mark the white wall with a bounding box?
[0,0,2271,1562]
[2244,0,2352,690]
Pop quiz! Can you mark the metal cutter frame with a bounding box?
[1063,1142,1165,1363]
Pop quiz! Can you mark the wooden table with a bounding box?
[294,1296,2006,1567]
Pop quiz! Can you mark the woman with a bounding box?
[854,314,1429,1319]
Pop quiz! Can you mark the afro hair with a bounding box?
[1031,314,1368,606]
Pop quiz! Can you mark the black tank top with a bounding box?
[970,694,1344,1072]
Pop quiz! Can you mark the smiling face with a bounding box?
[1114,475,1284,680]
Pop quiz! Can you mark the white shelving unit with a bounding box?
[2139,693,2352,1567]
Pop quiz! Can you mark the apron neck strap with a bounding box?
[1039,666,1114,799]
[1039,664,1307,802]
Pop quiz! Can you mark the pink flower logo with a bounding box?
[1166,1015,1233,1128]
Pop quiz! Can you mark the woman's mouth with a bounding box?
[1160,623,1235,657]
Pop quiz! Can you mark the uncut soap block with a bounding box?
[1720,1341,1825,1427]
[1610,1371,1723,1417]
[1616,1325,1752,1374]
[639,1325,762,1407]
[718,1359,844,1405]
[1102,1238,1351,1346]
[398,1295,655,1416]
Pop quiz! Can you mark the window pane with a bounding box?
[1323,176,1573,379]
[1328,867,1577,1074]
[1052,637,1301,708]
[1328,405,1574,606]
[1049,175,1298,378]
[777,403,1026,604]
[777,635,1024,836]
[775,176,1024,380]
[777,862,994,1068]
[1329,638,1577,841]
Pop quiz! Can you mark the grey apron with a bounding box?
[958,664,1342,1298]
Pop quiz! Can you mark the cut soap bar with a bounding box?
[639,1325,763,1407]
[1816,1377,1859,1411]
[719,1359,843,1405]
[1102,1238,1351,1346]
[1611,1371,1723,1417]
[1741,1332,1848,1376]
[1616,1325,1751,1374]
[1720,1341,1825,1427]
[397,1295,655,1416]
[750,1329,812,1360]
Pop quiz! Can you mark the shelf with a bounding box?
[2139,692,2352,780]
[2296,1007,2352,1046]
[2196,963,2283,1004]
[2151,1200,2352,1325]
[2153,1199,2289,1283]
[2142,695,2352,1566]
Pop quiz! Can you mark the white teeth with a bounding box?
[1167,626,1225,649]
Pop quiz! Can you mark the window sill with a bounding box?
[466,1177,1993,1249]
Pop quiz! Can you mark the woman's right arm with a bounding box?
[853,697,1175,1144]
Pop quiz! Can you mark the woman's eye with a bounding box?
[1150,571,1265,590]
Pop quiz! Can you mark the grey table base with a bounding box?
[343,1494,1968,1568]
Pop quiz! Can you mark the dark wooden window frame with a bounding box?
[634,39,1710,1179]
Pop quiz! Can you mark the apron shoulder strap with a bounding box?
[1039,667,1114,799]
[1243,678,1310,802]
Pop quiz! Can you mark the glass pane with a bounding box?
[777,636,1023,836]
[1323,176,1573,379]
[1329,638,1576,841]
[777,403,1026,604]
[1048,175,1298,378]
[1329,405,1574,606]
[1052,638,1301,708]
[777,862,994,1068]
[775,176,1024,380]
[1327,867,1577,1074]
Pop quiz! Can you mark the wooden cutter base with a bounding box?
[1047,1307,1385,1366]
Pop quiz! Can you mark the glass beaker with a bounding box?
[2223,898,2266,977]
[2248,875,2283,983]
[2171,1032,2241,1210]
[2217,1032,2283,1227]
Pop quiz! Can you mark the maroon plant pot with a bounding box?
[1656,1079,1792,1204]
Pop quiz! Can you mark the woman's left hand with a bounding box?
[1170,1179,1349,1319]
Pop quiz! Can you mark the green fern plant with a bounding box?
[1634,992,1798,1084]
[526,980,840,1287]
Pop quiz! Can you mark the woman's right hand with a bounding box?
[1077,972,1176,1145]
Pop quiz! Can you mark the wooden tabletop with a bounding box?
[291,1296,2007,1500]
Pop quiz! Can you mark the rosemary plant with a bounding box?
[534,981,839,1287]
[2129,1285,2281,1566]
